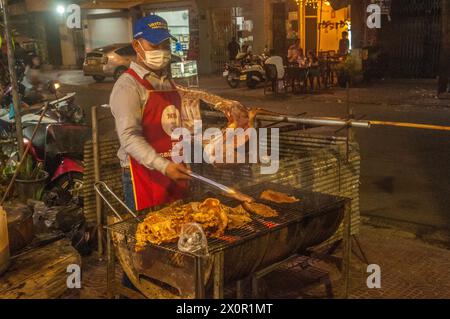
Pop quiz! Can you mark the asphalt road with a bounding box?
[56,71,450,234]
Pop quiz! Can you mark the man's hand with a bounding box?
[165,163,192,182]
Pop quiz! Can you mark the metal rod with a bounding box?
[257,114,371,128]
[318,0,324,54]
[203,110,450,132]
[369,120,450,131]
[195,256,205,299]
[94,181,138,221]
[213,251,224,299]
[236,280,244,299]
[0,102,50,205]
[106,228,115,299]
[92,106,103,256]
[251,276,259,299]
[1,0,24,157]
[342,200,352,299]
[346,81,353,162]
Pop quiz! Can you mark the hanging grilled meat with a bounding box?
[135,198,252,251]
[177,86,281,164]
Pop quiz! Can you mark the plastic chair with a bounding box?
[264,64,287,96]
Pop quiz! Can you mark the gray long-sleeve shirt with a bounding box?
[110,62,241,175]
[109,62,174,175]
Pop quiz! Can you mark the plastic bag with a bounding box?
[178,223,209,256]
[32,201,58,232]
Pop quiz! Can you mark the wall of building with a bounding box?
[318,5,349,52]
[84,9,133,52]
[251,0,271,54]
[196,0,212,74]
[59,26,77,67]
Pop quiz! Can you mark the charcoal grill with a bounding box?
[96,181,350,299]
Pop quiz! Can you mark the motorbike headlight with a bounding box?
[53,82,61,91]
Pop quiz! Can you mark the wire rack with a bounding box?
[99,182,346,255]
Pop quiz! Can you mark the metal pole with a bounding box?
[342,200,352,299]
[195,256,205,299]
[438,0,450,94]
[317,0,324,55]
[346,81,353,161]
[91,106,104,257]
[1,0,24,157]
[213,251,224,299]
[256,114,371,128]
[202,110,450,131]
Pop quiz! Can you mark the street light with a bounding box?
[56,5,65,15]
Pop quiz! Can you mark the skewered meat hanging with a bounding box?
[177,86,281,163]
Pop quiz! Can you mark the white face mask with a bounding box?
[137,41,171,70]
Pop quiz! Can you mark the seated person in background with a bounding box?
[228,37,240,61]
[265,49,285,80]
[338,31,350,56]
[22,54,47,101]
[287,39,300,64]
[307,50,321,91]
[297,48,307,67]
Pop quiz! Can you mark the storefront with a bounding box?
[141,1,200,62]
[80,1,142,53]
[141,0,267,74]
[271,0,351,55]
[207,0,272,73]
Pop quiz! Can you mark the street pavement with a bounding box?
[52,70,450,245]
[65,223,450,299]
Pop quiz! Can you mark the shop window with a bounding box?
[151,10,190,58]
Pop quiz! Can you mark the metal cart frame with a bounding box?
[95,181,352,299]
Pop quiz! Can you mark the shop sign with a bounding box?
[318,20,350,31]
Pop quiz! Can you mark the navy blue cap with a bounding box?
[133,15,176,45]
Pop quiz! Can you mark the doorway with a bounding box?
[272,2,287,55]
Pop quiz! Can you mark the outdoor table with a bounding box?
[286,65,309,94]
[320,58,340,88]
[0,239,80,298]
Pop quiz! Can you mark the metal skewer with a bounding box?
[189,172,254,203]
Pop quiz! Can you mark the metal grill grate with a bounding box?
[106,183,346,254]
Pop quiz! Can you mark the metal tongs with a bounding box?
[189,172,254,203]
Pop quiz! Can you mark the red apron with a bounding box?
[126,68,187,211]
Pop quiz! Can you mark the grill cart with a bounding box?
[95,181,351,299]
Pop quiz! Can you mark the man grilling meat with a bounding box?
[110,15,196,292]
[110,15,248,293]
[110,15,192,212]
[111,15,249,213]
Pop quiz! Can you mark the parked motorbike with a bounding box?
[223,52,268,89]
[1,86,89,205]
[1,79,66,110]
[22,113,90,206]
[0,82,85,139]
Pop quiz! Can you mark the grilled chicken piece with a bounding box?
[260,190,300,204]
[242,202,279,218]
[135,198,240,250]
[226,205,252,229]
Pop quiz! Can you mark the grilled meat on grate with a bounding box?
[135,198,252,251]
[260,189,300,204]
[242,202,279,218]
[225,205,252,229]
